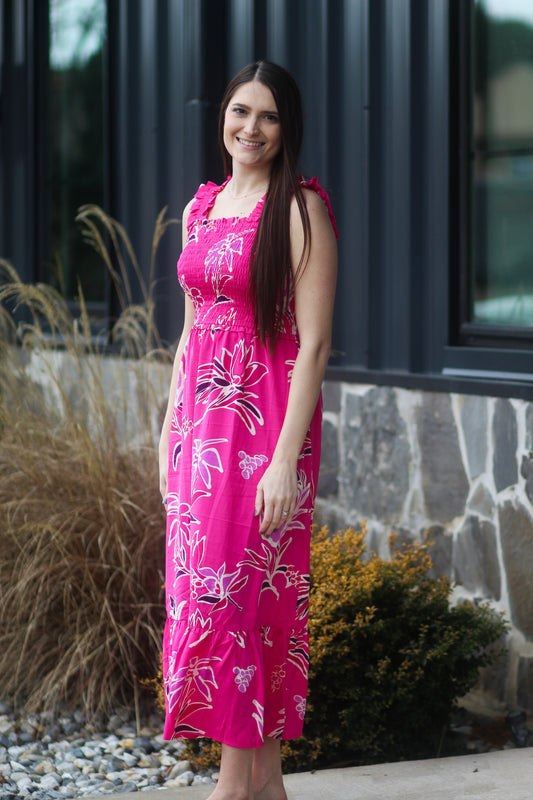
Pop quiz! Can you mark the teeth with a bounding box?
[238,138,263,148]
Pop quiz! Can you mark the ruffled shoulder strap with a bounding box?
[186,178,230,230]
[299,176,339,239]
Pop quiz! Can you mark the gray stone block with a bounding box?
[453,516,501,600]
[499,501,533,639]
[322,380,341,413]
[468,482,495,519]
[318,417,339,497]
[478,649,509,705]
[416,393,469,523]
[460,395,488,479]
[520,454,533,507]
[423,525,453,578]
[526,403,533,452]
[342,387,410,518]
[492,398,518,493]
[313,500,359,536]
[517,656,533,710]
[389,527,416,554]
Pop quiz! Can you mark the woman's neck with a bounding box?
[228,165,271,198]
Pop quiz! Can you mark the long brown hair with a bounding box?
[218,61,311,346]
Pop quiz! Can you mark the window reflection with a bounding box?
[46,0,106,305]
[471,0,533,327]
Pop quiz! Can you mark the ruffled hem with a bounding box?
[162,617,309,746]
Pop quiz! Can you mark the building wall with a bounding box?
[316,379,533,713]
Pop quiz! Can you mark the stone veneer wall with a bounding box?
[316,380,533,716]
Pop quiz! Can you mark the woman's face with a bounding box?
[223,81,282,170]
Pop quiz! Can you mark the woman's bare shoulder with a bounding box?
[290,185,334,234]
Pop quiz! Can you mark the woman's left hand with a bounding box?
[255,457,298,537]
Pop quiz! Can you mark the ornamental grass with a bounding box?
[0,206,176,719]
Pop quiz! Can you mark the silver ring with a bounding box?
[281,509,289,515]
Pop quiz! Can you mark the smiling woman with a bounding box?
[158,60,338,800]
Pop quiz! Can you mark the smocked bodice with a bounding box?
[176,177,337,340]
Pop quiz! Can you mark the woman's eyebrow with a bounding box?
[230,102,278,115]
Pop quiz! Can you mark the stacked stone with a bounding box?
[0,702,215,798]
[317,383,533,712]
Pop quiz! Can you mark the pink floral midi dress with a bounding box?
[163,177,337,747]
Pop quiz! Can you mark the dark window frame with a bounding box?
[326,0,533,400]
[451,0,533,354]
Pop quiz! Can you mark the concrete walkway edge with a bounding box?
[88,746,533,800]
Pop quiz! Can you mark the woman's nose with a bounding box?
[244,115,260,135]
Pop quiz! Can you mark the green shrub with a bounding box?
[281,525,508,770]
[180,526,508,773]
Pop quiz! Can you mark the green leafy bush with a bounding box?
[181,526,508,773]
[281,525,508,769]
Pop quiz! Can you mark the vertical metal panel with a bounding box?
[408,0,428,372]
[423,0,449,372]
[0,0,37,285]
[228,0,254,76]
[368,0,411,370]
[138,0,158,272]
[266,0,289,65]
[383,0,411,370]
[328,0,369,367]
[150,0,189,345]
[298,0,329,181]
[112,0,141,311]
[408,0,450,374]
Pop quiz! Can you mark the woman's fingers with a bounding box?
[258,494,296,537]
[255,460,297,536]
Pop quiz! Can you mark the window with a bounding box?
[44,0,107,306]
[470,0,533,329]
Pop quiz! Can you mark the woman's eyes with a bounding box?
[232,107,278,123]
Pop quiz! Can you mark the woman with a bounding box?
[159,60,337,800]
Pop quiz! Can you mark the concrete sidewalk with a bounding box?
[88,746,533,800]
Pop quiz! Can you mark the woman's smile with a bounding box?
[236,137,265,149]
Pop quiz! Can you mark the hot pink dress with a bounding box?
[163,177,337,747]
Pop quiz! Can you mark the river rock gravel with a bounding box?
[0,701,215,798]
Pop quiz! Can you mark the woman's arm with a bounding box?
[158,200,196,499]
[255,188,338,536]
